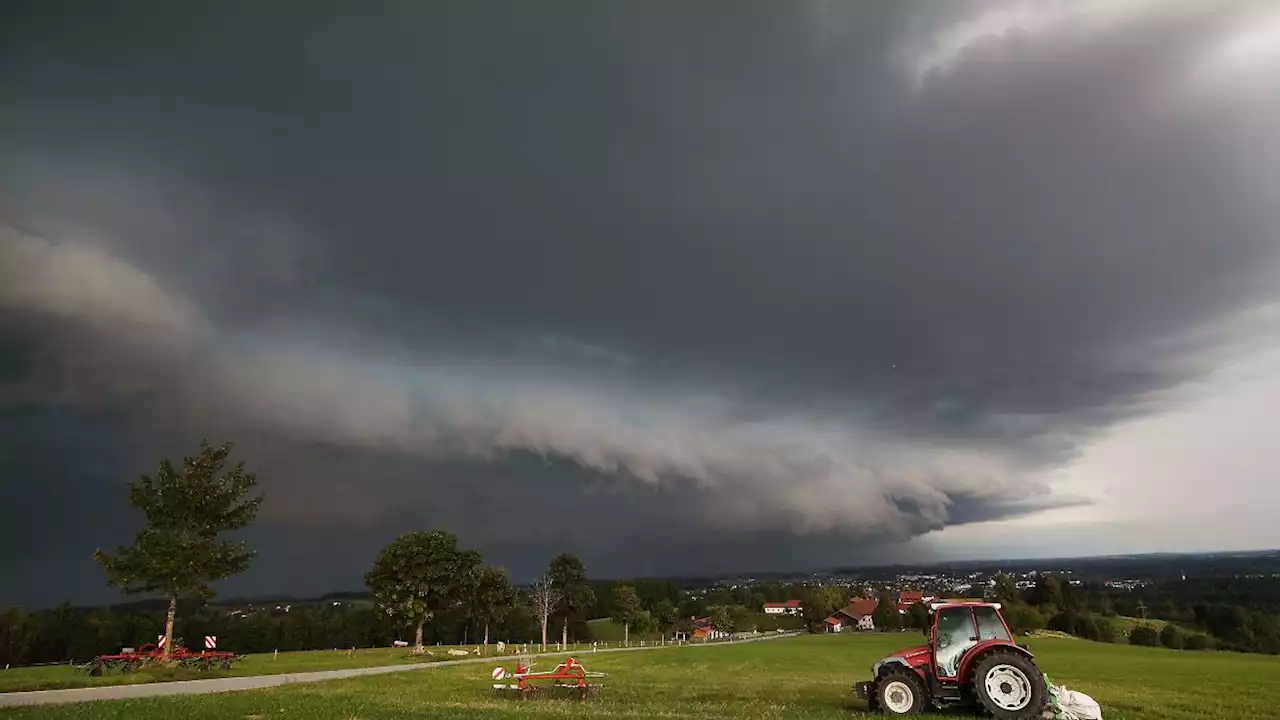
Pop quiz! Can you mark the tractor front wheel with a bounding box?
[872,667,926,715]
[969,651,1046,719]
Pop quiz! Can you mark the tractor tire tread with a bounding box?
[872,665,927,715]
[969,650,1047,720]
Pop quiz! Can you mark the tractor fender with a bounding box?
[956,641,1035,681]
[871,656,910,677]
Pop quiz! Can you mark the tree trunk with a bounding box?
[483,623,490,654]
[162,597,177,661]
[540,616,548,651]
[561,618,567,649]
[624,622,629,647]
[413,619,425,655]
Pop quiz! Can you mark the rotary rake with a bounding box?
[80,641,242,676]
[490,656,606,700]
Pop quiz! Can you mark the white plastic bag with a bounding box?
[1042,674,1102,720]
[1057,688,1102,720]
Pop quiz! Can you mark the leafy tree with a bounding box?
[653,598,678,633]
[710,605,733,634]
[471,567,517,650]
[1061,581,1081,613]
[906,603,931,630]
[548,553,595,644]
[364,529,482,654]
[801,586,844,628]
[993,573,1020,604]
[609,584,644,646]
[1160,623,1185,650]
[1129,624,1160,647]
[872,592,901,631]
[93,440,263,660]
[631,610,654,637]
[674,615,696,640]
[1033,576,1063,611]
[680,597,707,619]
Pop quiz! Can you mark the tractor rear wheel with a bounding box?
[969,651,1046,719]
[872,666,927,715]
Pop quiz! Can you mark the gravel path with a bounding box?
[0,631,802,707]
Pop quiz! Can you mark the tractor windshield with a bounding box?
[974,605,1012,641]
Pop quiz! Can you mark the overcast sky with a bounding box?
[3,0,1280,608]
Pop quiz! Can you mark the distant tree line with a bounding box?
[985,573,1280,654]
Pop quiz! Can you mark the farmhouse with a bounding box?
[690,617,729,641]
[822,615,843,633]
[895,590,935,614]
[762,599,803,615]
[834,597,879,631]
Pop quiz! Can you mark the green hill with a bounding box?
[3,633,1276,719]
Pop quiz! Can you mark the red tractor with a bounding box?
[854,601,1047,718]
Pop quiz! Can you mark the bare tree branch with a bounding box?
[529,573,563,651]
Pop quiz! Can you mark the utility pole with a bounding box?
[1136,600,1149,620]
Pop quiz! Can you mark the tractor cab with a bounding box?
[932,602,1016,678]
[855,601,1047,718]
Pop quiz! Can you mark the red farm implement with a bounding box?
[81,642,242,676]
[490,657,606,700]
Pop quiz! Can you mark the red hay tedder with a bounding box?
[81,640,243,676]
[490,657,606,699]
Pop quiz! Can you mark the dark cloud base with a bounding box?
[3,1,1280,606]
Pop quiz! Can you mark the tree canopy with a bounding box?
[609,584,644,645]
[364,529,482,653]
[872,591,901,631]
[471,566,517,646]
[549,553,595,641]
[93,440,263,658]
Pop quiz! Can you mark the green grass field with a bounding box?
[2,633,1276,719]
[0,643,531,694]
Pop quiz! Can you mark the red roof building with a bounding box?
[763,599,803,615]
[842,597,879,618]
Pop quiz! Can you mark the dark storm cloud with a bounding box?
[3,1,1280,605]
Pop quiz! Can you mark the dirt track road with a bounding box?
[0,631,802,707]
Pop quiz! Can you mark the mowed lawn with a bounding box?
[0,644,526,694]
[3,634,1278,719]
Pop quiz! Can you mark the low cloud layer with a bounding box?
[3,0,1280,605]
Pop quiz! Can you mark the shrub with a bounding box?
[1129,624,1160,647]
[1160,624,1185,650]
[1184,633,1212,650]
[1072,615,1101,641]
[1094,616,1118,643]
[1004,604,1046,633]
